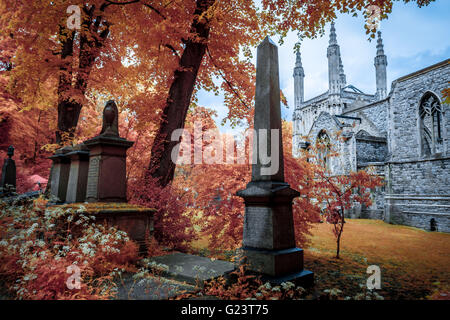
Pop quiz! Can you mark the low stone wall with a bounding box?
[348,205,384,220]
[57,202,155,255]
[385,194,450,232]
[360,209,384,220]
[384,157,450,232]
[388,158,450,195]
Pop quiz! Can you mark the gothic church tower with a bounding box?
[327,22,345,106]
[292,43,306,156]
[374,31,388,100]
[293,45,305,107]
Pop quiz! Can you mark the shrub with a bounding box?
[0,196,139,299]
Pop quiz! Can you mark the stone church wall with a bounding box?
[344,99,389,136]
[357,163,386,220]
[388,61,450,161]
[356,137,388,165]
[385,60,450,232]
[295,58,450,232]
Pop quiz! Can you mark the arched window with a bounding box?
[419,93,443,156]
[317,130,331,171]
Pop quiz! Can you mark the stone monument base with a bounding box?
[237,181,314,287]
[257,269,314,287]
[241,248,314,287]
[56,202,155,255]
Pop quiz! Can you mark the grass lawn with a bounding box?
[192,219,450,299]
[304,219,450,299]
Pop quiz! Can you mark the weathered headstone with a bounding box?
[49,146,72,203]
[236,37,313,286]
[48,100,153,255]
[84,100,134,202]
[66,143,90,203]
[1,145,16,194]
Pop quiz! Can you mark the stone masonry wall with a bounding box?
[388,61,450,161]
[356,138,387,165]
[344,100,388,136]
[385,157,450,232]
[308,112,352,175]
[385,60,450,232]
[357,163,386,220]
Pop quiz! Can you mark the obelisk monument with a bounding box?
[237,37,313,285]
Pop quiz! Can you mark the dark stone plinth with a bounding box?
[237,181,313,285]
[238,181,299,250]
[48,147,72,203]
[259,270,314,287]
[58,203,155,255]
[66,150,90,203]
[83,135,134,202]
[242,247,304,276]
[1,145,16,195]
[146,253,235,286]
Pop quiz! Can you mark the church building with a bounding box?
[292,22,450,232]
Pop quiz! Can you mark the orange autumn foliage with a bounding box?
[0,197,140,300]
[1,0,431,146]
[171,116,322,254]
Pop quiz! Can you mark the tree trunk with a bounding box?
[335,209,345,259]
[56,5,109,144]
[336,234,341,259]
[55,26,76,144]
[148,0,215,187]
[56,100,84,144]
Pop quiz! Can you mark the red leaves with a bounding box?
[129,174,197,252]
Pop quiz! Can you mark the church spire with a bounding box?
[293,41,306,157]
[293,42,305,106]
[327,22,342,100]
[329,22,337,45]
[339,56,346,86]
[295,49,302,68]
[376,31,385,56]
[374,31,388,100]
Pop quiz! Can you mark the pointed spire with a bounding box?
[329,22,337,45]
[295,45,302,68]
[339,56,346,85]
[327,21,341,98]
[376,31,385,56]
[293,41,304,77]
[294,42,304,70]
[293,41,305,105]
[374,31,387,100]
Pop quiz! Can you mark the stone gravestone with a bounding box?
[52,100,154,255]
[65,143,90,203]
[48,146,72,203]
[84,100,134,202]
[237,37,313,286]
[1,145,16,194]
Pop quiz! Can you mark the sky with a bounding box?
[197,0,450,134]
